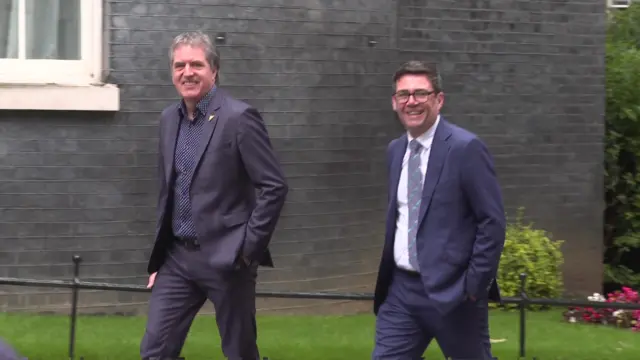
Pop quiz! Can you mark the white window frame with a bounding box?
[607,0,632,8]
[0,0,119,111]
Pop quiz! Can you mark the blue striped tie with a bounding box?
[408,139,423,270]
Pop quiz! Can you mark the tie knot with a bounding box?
[410,139,422,153]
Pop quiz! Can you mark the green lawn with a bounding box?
[0,309,637,359]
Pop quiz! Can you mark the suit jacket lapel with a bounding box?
[164,105,180,185]
[388,136,406,214]
[189,89,224,185]
[418,119,452,227]
[385,135,406,247]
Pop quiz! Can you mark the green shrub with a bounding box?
[606,4,640,48]
[492,208,564,310]
[604,4,640,288]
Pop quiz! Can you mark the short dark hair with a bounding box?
[392,61,442,93]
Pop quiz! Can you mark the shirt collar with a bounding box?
[407,114,440,147]
[178,85,216,119]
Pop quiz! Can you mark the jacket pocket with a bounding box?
[222,211,250,227]
[443,244,471,266]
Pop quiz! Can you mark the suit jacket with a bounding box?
[147,88,288,274]
[373,117,506,316]
[0,338,23,360]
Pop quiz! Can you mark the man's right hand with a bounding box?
[147,272,158,288]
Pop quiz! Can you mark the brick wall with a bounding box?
[0,0,605,314]
[0,0,400,315]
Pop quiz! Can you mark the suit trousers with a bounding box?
[372,268,495,360]
[140,243,259,360]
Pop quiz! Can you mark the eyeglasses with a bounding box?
[393,89,436,103]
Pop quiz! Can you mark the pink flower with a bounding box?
[569,286,640,330]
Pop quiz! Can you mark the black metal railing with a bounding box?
[1,255,639,360]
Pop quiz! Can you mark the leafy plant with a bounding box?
[492,208,564,310]
[607,4,640,48]
[604,4,640,288]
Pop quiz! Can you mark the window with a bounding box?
[607,0,632,8]
[0,0,119,111]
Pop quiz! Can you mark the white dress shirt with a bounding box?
[394,115,440,272]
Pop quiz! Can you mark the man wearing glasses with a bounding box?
[371,61,505,359]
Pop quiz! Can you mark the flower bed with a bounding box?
[562,287,640,331]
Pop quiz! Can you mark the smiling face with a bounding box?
[392,74,444,138]
[171,44,216,106]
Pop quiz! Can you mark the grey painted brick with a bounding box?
[0,0,605,313]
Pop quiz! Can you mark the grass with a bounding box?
[0,309,638,359]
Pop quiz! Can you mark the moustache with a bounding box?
[181,77,199,83]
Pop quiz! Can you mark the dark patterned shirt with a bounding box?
[172,87,216,240]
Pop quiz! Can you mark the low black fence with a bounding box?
[0,255,639,360]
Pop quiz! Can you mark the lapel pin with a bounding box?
[208,114,215,121]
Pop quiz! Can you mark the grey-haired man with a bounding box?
[140,31,288,360]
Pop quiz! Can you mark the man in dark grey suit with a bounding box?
[139,31,288,360]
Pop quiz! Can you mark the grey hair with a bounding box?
[169,31,220,83]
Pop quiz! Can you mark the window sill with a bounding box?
[0,83,120,111]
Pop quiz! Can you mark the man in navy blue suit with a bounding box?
[372,61,506,360]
